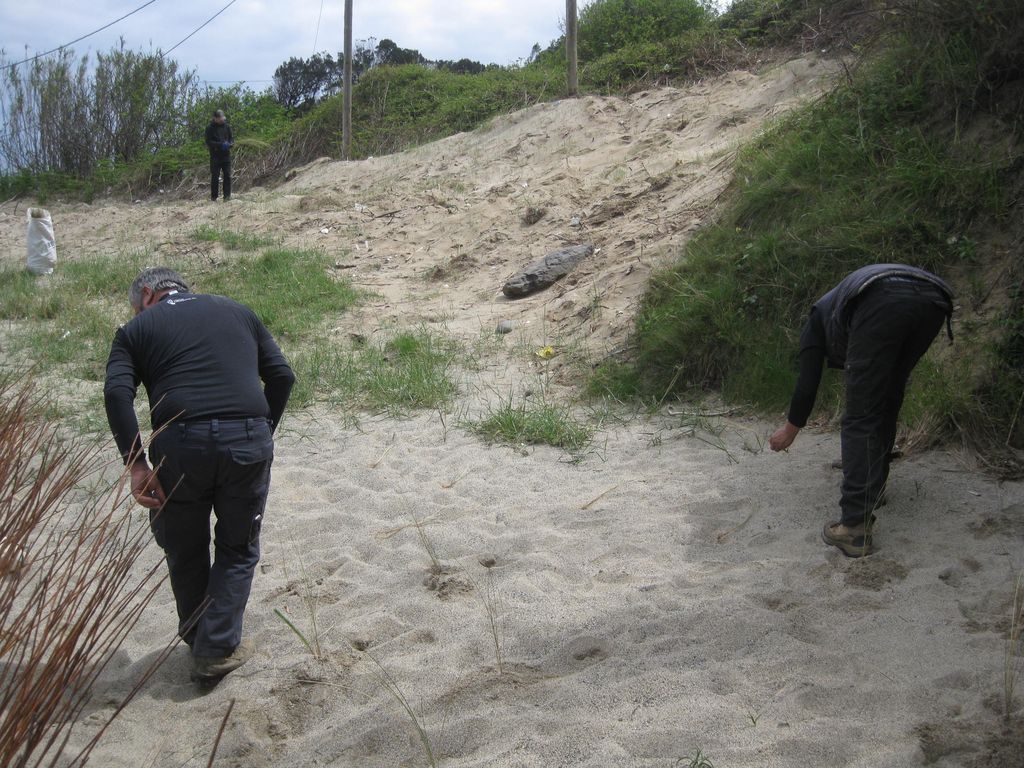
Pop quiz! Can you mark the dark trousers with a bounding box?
[839,280,948,526]
[149,417,273,657]
[210,156,231,200]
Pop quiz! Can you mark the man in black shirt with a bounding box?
[105,267,295,680]
[769,264,953,557]
[204,109,233,201]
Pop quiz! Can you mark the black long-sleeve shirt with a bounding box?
[787,306,828,428]
[104,291,295,463]
[786,266,953,428]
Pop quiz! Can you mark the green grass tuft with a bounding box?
[190,225,278,251]
[288,330,459,416]
[469,396,593,456]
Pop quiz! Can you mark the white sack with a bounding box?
[26,207,57,275]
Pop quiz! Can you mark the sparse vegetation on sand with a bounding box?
[0,243,363,420]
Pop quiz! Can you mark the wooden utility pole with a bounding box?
[343,0,353,160]
[566,0,578,97]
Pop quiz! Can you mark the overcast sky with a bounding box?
[0,0,570,87]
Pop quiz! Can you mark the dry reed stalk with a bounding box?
[0,375,167,767]
[206,699,236,768]
[1005,571,1024,719]
[439,469,470,490]
[715,510,756,544]
[369,444,394,469]
[579,484,619,510]
[375,515,440,540]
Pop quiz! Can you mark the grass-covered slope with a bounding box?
[592,0,1023,471]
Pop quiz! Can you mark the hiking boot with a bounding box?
[191,639,254,681]
[822,521,874,558]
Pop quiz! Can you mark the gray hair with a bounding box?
[213,109,225,118]
[129,267,190,307]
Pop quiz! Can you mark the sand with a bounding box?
[75,416,1024,767]
[1,53,1022,767]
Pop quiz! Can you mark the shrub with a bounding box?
[577,0,711,61]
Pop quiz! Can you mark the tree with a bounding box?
[272,53,342,112]
[435,58,487,75]
[271,37,430,114]
[353,38,378,79]
[374,39,426,67]
[0,43,198,176]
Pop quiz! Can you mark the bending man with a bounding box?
[104,267,295,681]
[769,263,953,557]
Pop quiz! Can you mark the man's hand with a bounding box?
[769,421,800,452]
[130,461,166,509]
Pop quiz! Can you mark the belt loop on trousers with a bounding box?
[246,417,253,438]
[211,418,219,436]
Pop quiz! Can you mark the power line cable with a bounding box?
[313,0,326,54]
[1,0,160,71]
[162,0,240,57]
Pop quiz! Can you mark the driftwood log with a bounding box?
[502,244,594,298]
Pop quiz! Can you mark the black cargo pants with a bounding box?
[839,278,950,526]
[149,417,273,657]
[210,155,231,200]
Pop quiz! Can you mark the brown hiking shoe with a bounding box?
[822,522,874,558]
[191,639,255,681]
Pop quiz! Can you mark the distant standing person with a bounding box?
[205,109,233,201]
[768,263,954,558]
[104,267,295,681]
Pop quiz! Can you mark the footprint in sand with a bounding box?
[843,557,909,590]
[422,566,473,600]
[566,636,610,665]
[937,558,982,588]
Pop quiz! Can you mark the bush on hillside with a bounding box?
[581,27,755,91]
[577,0,712,61]
[0,45,198,177]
